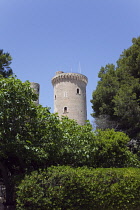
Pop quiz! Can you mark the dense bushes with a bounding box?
[16,166,140,210]
[91,129,140,168]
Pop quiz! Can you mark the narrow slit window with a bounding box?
[77,88,80,94]
[55,95,56,100]
[64,92,67,97]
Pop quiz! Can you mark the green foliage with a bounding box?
[0,77,44,170]
[0,76,139,206]
[52,118,139,168]
[93,129,139,168]
[0,49,13,78]
[91,36,140,140]
[1,77,138,207]
[0,76,138,171]
[0,76,63,172]
[91,64,118,117]
[16,166,140,210]
[57,117,95,166]
[0,76,62,204]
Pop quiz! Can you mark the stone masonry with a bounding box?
[30,82,40,105]
[52,71,88,125]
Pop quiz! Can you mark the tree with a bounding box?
[91,37,140,140]
[53,117,139,168]
[57,117,95,166]
[0,49,13,78]
[0,77,62,206]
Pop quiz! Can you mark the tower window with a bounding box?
[64,107,68,113]
[55,95,56,100]
[64,92,68,97]
[77,88,80,94]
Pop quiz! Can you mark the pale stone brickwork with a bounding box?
[30,82,40,105]
[52,71,88,125]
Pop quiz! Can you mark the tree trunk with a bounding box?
[0,162,15,207]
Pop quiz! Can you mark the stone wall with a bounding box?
[52,71,88,125]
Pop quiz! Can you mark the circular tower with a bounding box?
[30,82,40,105]
[52,71,88,125]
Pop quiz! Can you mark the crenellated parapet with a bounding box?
[52,71,88,86]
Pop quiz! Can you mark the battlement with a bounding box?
[52,72,88,86]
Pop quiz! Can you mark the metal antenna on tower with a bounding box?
[78,62,81,73]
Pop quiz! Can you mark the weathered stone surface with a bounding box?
[52,71,88,125]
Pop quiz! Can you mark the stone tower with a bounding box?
[30,82,40,105]
[52,71,88,125]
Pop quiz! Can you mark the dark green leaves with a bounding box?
[91,36,140,140]
[16,167,140,210]
[0,49,13,78]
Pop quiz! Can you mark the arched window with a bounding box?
[64,107,68,113]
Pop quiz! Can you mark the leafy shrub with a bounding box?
[57,119,140,168]
[92,129,140,167]
[16,166,140,210]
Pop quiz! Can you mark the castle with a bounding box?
[31,71,88,125]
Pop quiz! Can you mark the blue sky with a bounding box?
[1,0,140,123]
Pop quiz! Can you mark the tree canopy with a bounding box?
[0,76,62,205]
[91,37,140,140]
[0,49,13,78]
